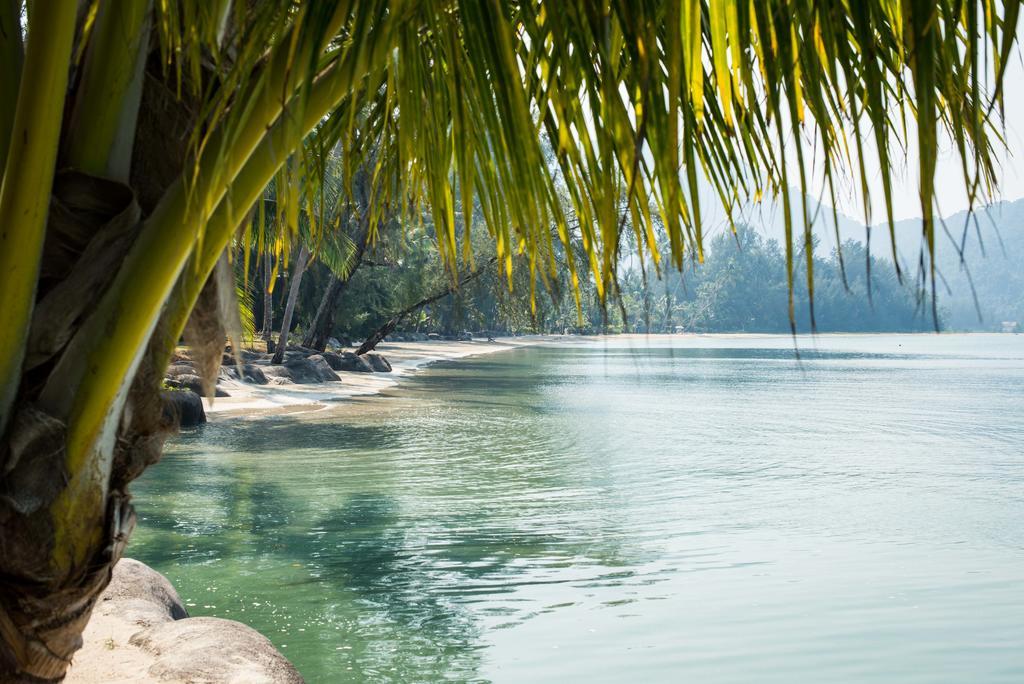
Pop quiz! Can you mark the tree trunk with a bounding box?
[302,223,371,351]
[303,275,343,350]
[271,244,309,364]
[260,249,273,343]
[1,26,189,678]
[356,257,495,355]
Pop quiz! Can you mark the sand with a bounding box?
[204,336,563,418]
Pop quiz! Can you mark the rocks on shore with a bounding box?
[322,351,373,373]
[365,353,392,372]
[67,558,302,683]
[166,344,394,394]
[160,389,206,428]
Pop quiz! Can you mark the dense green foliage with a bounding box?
[263,197,1024,339]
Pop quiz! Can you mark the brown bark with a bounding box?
[0,50,196,682]
[303,222,371,351]
[260,250,274,343]
[271,244,310,364]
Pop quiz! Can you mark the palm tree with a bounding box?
[0,1,1018,679]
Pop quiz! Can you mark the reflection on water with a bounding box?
[130,334,1024,683]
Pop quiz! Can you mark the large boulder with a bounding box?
[67,559,302,684]
[259,365,293,384]
[165,363,195,378]
[320,351,345,371]
[222,349,264,366]
[304,355,342,382]
[161,390,206,428]
[98,558,189,626]
[262,356,341,383]
[365,353,392,373]
[129,617,303,684]
[326,351,373,373]
[221,363,269,385]
[167,373,229,398]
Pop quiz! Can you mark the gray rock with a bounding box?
[427,332,442,341]
[305,355,342,382]
[365,353,392,373]
[169,373,229,397]
[320,351,344,371]
[101,558,189,624]
[129,617,303,684]
[458,331,473,341]
[165,363,194,377]
[332,351,374,373]
[263,356,341,383]
[221,363,269,385]
[161,390,206,428]
[259,365,293,383]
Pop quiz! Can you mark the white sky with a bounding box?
[822,54,1024,222]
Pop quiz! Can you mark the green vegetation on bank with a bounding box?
[264,203,1024,340]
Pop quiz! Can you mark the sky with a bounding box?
[817,53,1024,223]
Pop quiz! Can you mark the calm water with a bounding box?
[131,334,1024,683]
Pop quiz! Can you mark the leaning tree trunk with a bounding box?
[356,257,495,355]
[260,249,274,344]
[302,224,370,351]
[303,275,344,350]
[271,244,310,364]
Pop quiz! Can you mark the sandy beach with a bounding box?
[202,336,565,418]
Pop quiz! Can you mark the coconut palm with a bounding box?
[0,1,1018,679]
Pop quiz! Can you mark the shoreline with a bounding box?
[203,331,1018,420]
[202,335,567,419]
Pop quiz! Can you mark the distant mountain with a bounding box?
[712,194,1024,331]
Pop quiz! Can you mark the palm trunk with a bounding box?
[271,244,309,364]
[302,223,370,351]
[261,250,274,343]
[303,275,343,350]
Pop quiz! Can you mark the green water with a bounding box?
[131,334,1024,682]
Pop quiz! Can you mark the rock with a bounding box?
[259,365,292,383]
[165,363,195,378]
[263,357,341,383]
[320,351,344,371]
[332,351,374,373]
[161,390,206,428]
[221,363,269,385]
[427,332,441,341]
[67,559,301,684]
[304,355,342,382]
[220,349,264,365]
[169,373,229,397]
[458,331,473,341]
[129,617,303,684]
[100,558,189,625]
[327,336,342,349]
[365,353,392,373]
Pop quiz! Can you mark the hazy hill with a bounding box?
[723,195,1024,330]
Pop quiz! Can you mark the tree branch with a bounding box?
[356,257,496,355]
